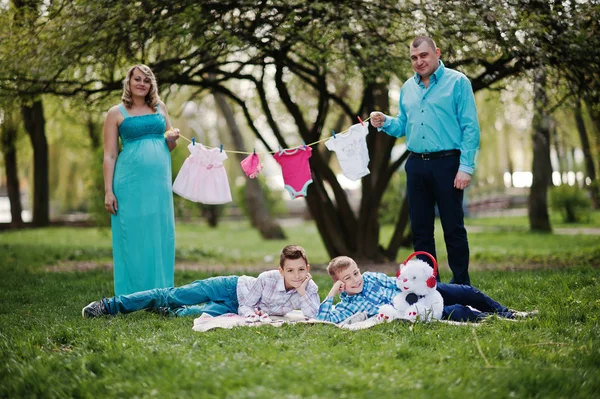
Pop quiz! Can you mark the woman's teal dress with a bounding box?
[111,103,175,296]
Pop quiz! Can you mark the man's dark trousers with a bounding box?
[405,152,470,285]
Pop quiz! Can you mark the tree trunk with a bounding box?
[213,91,286,240]
[201,205,220,228]
[585,99,600,186]
[356,81,399,261]
[552,120,564,176]
[86,114,101,150]
[21,99,50,226]
[528,68,552,232]
[300,82,410,261]
[1,109,24,227]
[385,194,412,259]
[271,68,410,261]
[574,100,599,209]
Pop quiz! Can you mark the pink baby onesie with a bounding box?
[325,122,370,181]
[273,146,313,199]
[173,143,232,204]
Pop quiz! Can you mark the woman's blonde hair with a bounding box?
[121,64,160,108]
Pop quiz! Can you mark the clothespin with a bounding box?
[357,116,364,126]
[192,137,196,146]
[302,140,306,149]
[332,129,337,139]
[278,146,281,153]
[253,148,256,155]
[220,144,223,153]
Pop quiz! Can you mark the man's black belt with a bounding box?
[409,149,461,160]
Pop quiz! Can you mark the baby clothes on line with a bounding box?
[240,153,263,179]
[325,122,370,181]
[273,146,313,199]
[172,143,232,204]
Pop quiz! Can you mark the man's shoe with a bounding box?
[82,299,109,319]
[510,309,539,319]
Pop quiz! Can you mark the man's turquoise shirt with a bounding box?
[380,61,480,175]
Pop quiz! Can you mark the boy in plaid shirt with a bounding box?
[83,245,320,319]
[317,256,535,323]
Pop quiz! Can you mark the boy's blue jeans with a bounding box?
[437,282,513,322]
[104,276,239,317]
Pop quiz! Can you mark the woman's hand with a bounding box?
[105,192,118,215]
[166,128,180,142]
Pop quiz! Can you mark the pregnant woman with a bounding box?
[103,64,180,295]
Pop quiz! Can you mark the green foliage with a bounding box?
[234,177,286,221]
[549,185,592,223]
[379,172,406,226]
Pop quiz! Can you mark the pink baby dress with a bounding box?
[173,143,232,204]
[273,146,313,199]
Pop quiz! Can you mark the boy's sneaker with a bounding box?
[339,311,369,326]
[82,299,109,318]
[510,309,539,319]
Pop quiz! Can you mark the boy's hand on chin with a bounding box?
[297,273,312,296]
[328,280,345,298]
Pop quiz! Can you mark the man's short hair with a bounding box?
[411,36,437,51]
[326,256,357,279]
[279,245,308,268]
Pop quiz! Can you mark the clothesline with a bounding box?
[172,116,371,203]
[168,116,372,155]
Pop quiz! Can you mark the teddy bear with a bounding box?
[378,251,443,323]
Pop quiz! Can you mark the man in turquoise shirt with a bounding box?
[370,36,480,285]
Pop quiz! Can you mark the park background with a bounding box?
[1,1,599,398]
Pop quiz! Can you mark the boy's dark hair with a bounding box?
[279,245,308,268]
[326,256,357,279]
[411,36,437,51]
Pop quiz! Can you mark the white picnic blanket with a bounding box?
[192,310,374,332]
[192,310,477,332]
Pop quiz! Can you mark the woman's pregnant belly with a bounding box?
[113,138,171,189]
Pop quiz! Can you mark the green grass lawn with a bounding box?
[1,218,599,398]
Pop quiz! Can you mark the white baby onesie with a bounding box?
[325,122,370,181]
